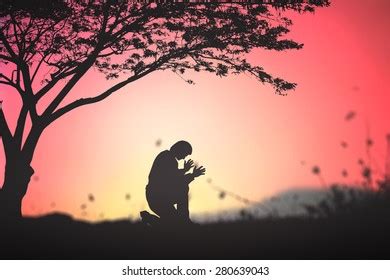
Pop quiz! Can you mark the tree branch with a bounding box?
[31,52,48,84]
[19,63,38,120]
[41,53,100,119]
[0,29,17,58]
[0,70,32,150]
[41,8,112,118]
[9,13,23,57]
[0,105,14,155]
[0,54,15,63]
[30,18,71,84]
[47,43,199,124]
[35,67,78,101]
[14,105,28,150]
[48,61,163,123]
[21,122,44,163]
[0,73,22,93]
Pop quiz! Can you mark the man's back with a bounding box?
[147,150,179,191]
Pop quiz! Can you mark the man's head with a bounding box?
[170,140,192,160]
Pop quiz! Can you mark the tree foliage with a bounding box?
[0,0,331,154]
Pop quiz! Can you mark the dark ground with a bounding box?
[1,213,389,259]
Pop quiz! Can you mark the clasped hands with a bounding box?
[183,159,206,178]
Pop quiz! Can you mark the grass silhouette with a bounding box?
[303,184,390,218]
[302,129,390,219]
[1,211,389,259]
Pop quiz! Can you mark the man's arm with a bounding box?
[182,165,206,184]
[179,159,194,175]
[183,173,196,184]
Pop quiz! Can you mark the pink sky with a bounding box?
[1,0,389,221]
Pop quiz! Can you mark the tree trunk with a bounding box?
[0,155,34,219]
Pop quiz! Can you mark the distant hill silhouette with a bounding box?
[193,187,331,222]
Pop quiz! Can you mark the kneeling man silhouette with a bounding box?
[141,141,205,227]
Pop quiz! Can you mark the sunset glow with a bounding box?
[1,0,389,221]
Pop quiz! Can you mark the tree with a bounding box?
[0,0,330,218]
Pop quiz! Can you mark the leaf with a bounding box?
[345,111,356,121]
[88,194,95,202]
[312,165,320,175]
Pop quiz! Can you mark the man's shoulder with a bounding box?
[156,150,174,160]
[157,150,170,156]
